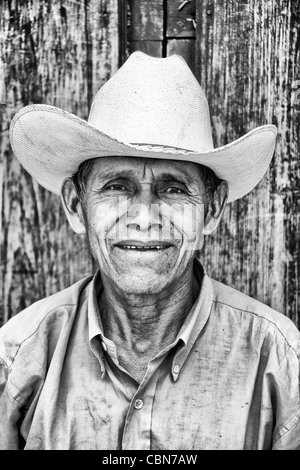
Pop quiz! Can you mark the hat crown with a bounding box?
[88,52,214,152]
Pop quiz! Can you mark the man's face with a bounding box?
[79,157,207,294]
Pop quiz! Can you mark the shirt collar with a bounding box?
[88,270,104,342]
[87,272,107,376]
[87,258,214,379]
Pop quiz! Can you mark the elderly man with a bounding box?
[0,52,300,450]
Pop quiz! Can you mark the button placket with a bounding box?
[122,364,162,450]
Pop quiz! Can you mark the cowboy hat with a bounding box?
[9,51,277,203]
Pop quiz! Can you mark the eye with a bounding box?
[164,187,186,194]
[105,183,128,191]
[102,178,135,192]
[158,181,189,195]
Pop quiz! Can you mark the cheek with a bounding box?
[85,202,119,246]
[85,197,131,245]
[163,202,205,246]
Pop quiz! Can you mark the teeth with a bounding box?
[120,245,166,250]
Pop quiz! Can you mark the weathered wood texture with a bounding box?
[195,0,300,326]
[127,0,300,327]
[128,0,163,56]
[166,0,196,38]
[0,0,119,325]
[128,0,196,65]
[167,38,195,72]
[166,0,196,72]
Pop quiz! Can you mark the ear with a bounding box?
[203,181,228,236]
[61,178,86,234]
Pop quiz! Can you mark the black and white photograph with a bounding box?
[0,0,299,452]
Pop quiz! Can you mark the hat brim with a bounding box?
[9,104,277,203]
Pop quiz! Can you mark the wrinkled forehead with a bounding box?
[88,156,204,184]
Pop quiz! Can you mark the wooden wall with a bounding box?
[128,0,196,71]
[1,0,299,328]
[195,0,300,326]
[0,0,119,325]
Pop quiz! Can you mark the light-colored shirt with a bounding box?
[0,259,300,450]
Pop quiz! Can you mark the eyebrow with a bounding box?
[95,170,137,182]
[156,172,195,186]
[95,169,196,186]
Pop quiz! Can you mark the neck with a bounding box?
[98,264,200,381]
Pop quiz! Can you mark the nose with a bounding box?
[126,184,162,233]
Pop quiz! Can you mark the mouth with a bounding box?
[114,240,174,252]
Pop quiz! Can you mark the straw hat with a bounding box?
[9,51,277,203]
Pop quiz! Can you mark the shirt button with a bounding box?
[173,364,180,374]
[134,399,144,410]
[101,341,108,352]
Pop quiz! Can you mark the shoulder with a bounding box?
[0,275,93,366]
[210,278,300,355]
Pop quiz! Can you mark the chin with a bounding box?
[115,273,169,295]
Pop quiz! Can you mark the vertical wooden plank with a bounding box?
[166,0,196,38]
[0,0,119,325]
[129,0,163,40]
[130,41,162,57]
[166,0,196,72]
[167,38,195,72]
[118,0,129,66]
[195,0,300,326]
[128,0,163,57]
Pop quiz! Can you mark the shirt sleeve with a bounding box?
[272,411,300,450]
[271,341,300,450]
[0,357,24,450]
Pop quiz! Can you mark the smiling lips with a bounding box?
[114,241,174,251]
